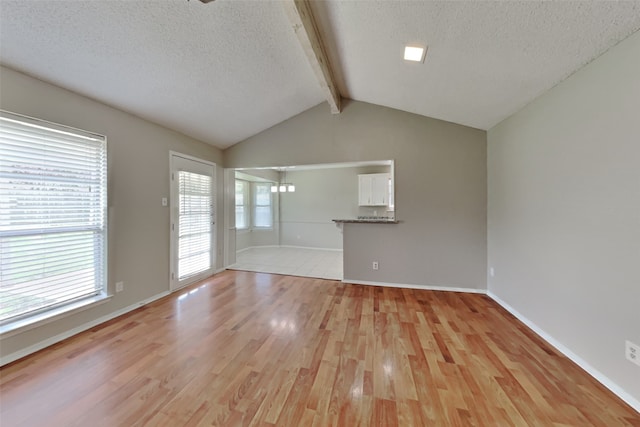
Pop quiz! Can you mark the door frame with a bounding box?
[169,151,217,291]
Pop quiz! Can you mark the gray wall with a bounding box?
[279,166,389,250]
[0,66,223,360]
[280,168,350,249]
[225,101,487,289]
[236,225,279,251]
[488,30,640,404]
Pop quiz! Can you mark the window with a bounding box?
[253,182,273,228]
[235,179,249,229]
[235,180,272,230]
[177,170,212,280]
[0,111,107,323]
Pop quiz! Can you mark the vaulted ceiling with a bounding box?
[1,1,639,149]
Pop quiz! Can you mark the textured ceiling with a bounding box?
[0,0,324,148]
[311,0,640,130]
[1,1,639,149]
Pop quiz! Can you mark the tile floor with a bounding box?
[228,246,343,280]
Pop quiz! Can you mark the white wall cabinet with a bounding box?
[358,173,390,206]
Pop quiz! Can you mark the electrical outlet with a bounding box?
[115,281,124,293]
[626,340,640,367]
[490,267,495,277]
[161,197,168,207]
[372,261,379,270]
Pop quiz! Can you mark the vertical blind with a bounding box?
[0,111,107,322]
[178,171,212,280]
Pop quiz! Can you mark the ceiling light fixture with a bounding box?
[272,168,296,193]
[404,45,427,63]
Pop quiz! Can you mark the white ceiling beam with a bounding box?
[283,0,341,114]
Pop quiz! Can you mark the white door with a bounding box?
[170,153,216,291]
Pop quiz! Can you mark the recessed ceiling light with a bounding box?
[404,45,427,63]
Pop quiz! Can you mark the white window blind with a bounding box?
[0,111,107,323]
[253,182,272,228]
[235,180,248,229]
[178,171,212,280]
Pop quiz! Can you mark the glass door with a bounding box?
[170,153,216,291]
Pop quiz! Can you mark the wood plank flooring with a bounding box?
[1,270,638,426]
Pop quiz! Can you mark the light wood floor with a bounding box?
[1,271,638,426]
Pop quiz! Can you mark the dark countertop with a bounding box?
[332,219,399,224]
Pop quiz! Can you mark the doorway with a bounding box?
[170,153,216,291]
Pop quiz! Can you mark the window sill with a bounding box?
[0,293,112,339]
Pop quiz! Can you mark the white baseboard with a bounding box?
[0,290,171,367]
[236,245,280,254]
[487,291,640,413]
[5,272,636,412]
[343,278,486,294]
[237,245,343,253]
[279,245,343,252]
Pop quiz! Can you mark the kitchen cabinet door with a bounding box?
[358,173,389,206]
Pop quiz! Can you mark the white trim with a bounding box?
[236,245,344,253]
[487,291,640,413]
[279,245,343,252]
[279,220,343,224]
[234,160,392,172]
[0,109,106,141]
[168,150,217,167]
[236,245,281,254]
[235,245,343,255]
[0,294,111,339]
[0,111,109,330]
[0,290,171,367]
[169,152,217,292]
[342,279,486,294]
[339,280,639,410]
[223,169,236,268]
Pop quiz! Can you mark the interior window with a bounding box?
[235,179,249,229]
[253,182,273,228]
